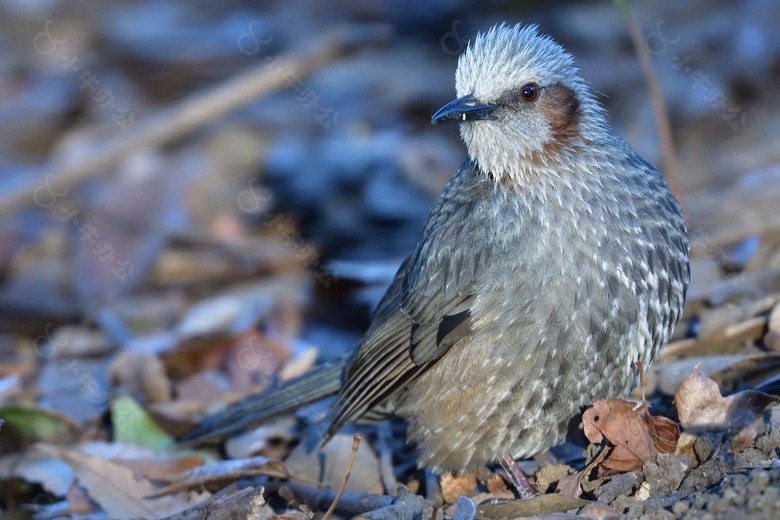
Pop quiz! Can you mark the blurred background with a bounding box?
[0,0,779,514]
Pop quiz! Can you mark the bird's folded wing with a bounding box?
[327,162,487,435]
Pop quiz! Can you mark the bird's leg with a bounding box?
[500,455,539,499]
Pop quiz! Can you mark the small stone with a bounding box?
[578,501,618,519]
[764,330,780,351]
[594,470,642,504]
[634,481,651,502]
[679,453,735,493]
[534,462,572,493]
[611,495,644,518]
[767,304,780,350]
[759,427,780,454]
[692,492,709,510]
[709,489,732,513]
[722,486,739,505]
[643,509,675,520]
[734,446,765,468]
[771,406,780,427]
[643,453,691,497]
[769,303,780,331]
[748,468,770,490]
[671,500,689,515]
[692,432,719,463]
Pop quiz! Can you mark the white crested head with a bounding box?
[456,24,575,102]
[446,23,609,182]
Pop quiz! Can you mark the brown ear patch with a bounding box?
[540,84,581,151]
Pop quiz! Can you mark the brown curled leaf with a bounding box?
[674,363,777,457]
[582,399,657,474]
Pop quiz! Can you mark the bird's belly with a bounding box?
[392,203,680,473]
[396,312,645,473]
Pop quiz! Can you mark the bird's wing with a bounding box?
[327,161,487,435]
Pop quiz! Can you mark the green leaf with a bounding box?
[0,404,79,443]
[111,395,174,453]
[612,0,629,14]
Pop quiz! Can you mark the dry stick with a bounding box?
[0,24,391,217]
[616,2,684,208]
[635,360,646,402]
[322,433,363,520]
[263,480,396,515]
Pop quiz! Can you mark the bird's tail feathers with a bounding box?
[180,357,347,446]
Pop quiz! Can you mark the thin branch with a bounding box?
[0,24,391,217]
[635,360,646,402]
[263,480,395,515]
[615,1,684,207]
[322,434,363,520]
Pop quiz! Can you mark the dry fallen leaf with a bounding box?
[556,441,611,497]
[108,351,172,403]
[764,295,780,350]
[582,399,656,473]
[285,433,382,494]
[556,470,585,498]
[149,456,289,497]
[440,472,478,504]
[36,444,209,519]
[572,361,681,485]
[66,479,95,514]
[112,454,205,481]
[485,472,509,494]
[582,397,680,475]
[643,412,681,454]
[533,463,571,494]
[674,363,778,458]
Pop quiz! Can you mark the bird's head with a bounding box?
[432,24,608,182]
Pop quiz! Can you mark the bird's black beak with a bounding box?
[431,94,498,124]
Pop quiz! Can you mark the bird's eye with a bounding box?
[520,83,540,102]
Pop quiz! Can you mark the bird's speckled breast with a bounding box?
[397,157,688,472]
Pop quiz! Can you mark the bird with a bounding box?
[183,23,690,496]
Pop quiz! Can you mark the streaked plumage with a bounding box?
[185,23,690,474]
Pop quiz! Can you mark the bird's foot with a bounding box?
[500,455,539,499]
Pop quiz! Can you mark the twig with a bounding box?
[499,455,538,499]
[160,486,265,520]
[262,480,395,516]
[374,425,399,494]
[353,486,431,520]
[0,24,392,217]
[614,0,683,207]
[263,480,433,518]
[660,316,768,362]
[635,360,646,402]
[322,433,362,520]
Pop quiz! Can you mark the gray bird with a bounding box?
[184,23,689,494]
